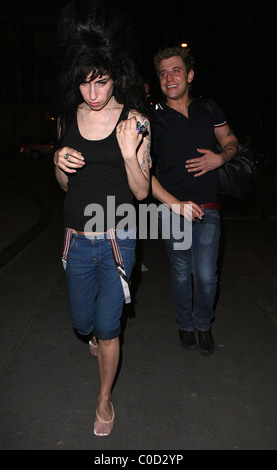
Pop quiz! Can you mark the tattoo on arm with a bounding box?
[139,154,148,175]
[224,141,238,153]
[138,116,152,176]
[221,140,239,164]
[139,147,152,176]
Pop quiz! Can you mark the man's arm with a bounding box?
[214,124,239,164]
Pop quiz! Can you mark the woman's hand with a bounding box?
[171,200,204,222]
[54,147,85,173]
[116,117,143,161]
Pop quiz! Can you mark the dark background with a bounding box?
[0,0,276,150]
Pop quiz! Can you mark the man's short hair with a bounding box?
[154,46,195,76]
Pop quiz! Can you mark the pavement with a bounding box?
[1,153,277,451]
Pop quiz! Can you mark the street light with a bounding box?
[181,43,188,48]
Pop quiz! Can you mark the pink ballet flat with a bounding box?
[94,404,115,437]
[89,339,98,357]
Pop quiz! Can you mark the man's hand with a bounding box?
[185,149,222,176]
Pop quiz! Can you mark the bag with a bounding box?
[217,143,256,198]
[201,97,256,198]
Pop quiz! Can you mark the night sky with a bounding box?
[127,0,276,136]
[1,0,276,145]
[54,0,276,137]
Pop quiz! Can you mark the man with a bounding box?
[151,46,238,355]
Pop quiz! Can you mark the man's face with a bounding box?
[158,55,193,100]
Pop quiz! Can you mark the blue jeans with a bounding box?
[158,208,220,331]
[65,229,136,340]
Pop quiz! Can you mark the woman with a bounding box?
[54,0,151,437]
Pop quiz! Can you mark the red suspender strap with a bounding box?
[62,228,73,270]
[108,228,131,304]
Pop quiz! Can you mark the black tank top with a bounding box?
[62,105,134,232]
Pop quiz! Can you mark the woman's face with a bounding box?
[79,73,114,110]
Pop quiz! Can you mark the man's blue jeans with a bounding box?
[158,208,220,332]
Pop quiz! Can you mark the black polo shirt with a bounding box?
[151,97,226,204]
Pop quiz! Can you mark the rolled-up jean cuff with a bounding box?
[92,326,121,341]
